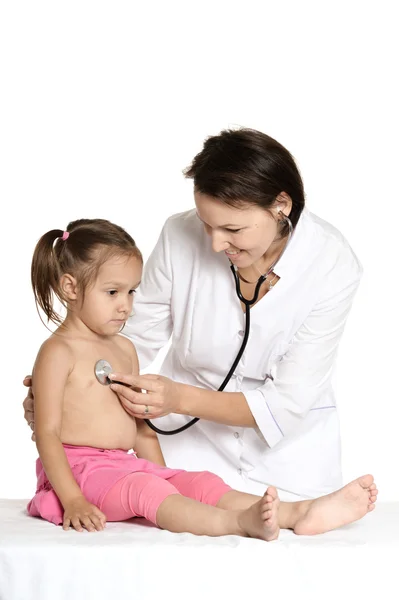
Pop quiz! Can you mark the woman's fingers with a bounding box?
[23,375,33,387]
[110,383,162,408]
[109,373,160,393]
[109,383,140,402]
[108,373,177,417]
[117,395,162,419]
[25,411,34,425]
[126,401,161,418]
[23,394,34,413]
[109,384,153,417]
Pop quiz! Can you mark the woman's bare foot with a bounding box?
[293,475,378,535]
[237,486,280,541]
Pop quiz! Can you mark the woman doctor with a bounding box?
[23,128,363,501]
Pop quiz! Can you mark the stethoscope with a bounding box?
[94,213,294,436]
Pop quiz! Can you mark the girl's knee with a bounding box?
[170,470,232,506]
[101,472,180,524]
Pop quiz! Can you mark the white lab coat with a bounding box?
[123,207,362,499]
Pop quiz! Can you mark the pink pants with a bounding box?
[27,445,232,526]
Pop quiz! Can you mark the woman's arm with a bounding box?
[177,386,255,426]
[242,264,363,447]
[109,374,256,427]
[110,261,362,437]
[23,375,35,440]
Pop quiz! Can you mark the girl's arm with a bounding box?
[118,336,166,466]
[33,338,106,531]
[33,338,83,505]
[134,420,166,466]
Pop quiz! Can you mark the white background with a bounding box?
[0,1,397,501]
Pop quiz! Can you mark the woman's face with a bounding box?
[194,192,290,269]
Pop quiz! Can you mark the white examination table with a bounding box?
[1,499,398,600]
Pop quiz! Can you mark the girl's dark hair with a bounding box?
[31,218,142,326]
[184,128,305,235]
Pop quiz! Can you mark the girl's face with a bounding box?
[76,254,142,336]
[194,192,290,269]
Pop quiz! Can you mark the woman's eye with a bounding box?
[226,228,242,233]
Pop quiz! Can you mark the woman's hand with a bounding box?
[23,375,36,441]
[63,496,107,532]
[109,373,183,419]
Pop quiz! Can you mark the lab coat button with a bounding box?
[234,432,240,439]
[238,330,244,336]
[237,468,242,475]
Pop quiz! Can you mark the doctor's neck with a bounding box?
[238,232,289,279]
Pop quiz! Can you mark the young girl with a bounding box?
[27,218,378,540]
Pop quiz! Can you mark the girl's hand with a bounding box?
[109,373,183,419]
[63,496,107,532]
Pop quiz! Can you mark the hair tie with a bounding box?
[61,231,70,241]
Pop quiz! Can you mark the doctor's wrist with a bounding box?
[174,382,198,416]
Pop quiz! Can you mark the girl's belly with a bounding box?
[60,401,137,451]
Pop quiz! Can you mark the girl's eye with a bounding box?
[129,289,137,295]
[108,290,117,296]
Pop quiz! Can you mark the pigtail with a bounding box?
[31,229,66,325]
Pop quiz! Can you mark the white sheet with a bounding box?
[0,499,397,600]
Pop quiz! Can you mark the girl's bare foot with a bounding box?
[293,475,378,535]
[237,486,280,541]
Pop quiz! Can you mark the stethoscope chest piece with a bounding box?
[94,359,113,385]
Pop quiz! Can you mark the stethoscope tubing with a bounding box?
[145,214,293,435]
[144,300,252,435]
[99,214,294,436]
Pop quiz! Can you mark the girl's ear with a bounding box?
[60,273,78,300]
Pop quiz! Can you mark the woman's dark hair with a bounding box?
[184,128,305,234]
[31,218,142,326]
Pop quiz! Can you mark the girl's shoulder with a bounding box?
[33,335,75,375]
[115,333,136,355]
[38,333,74,354]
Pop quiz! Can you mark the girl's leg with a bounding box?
[167,471,279,525]
[166,471,287,528]
[100,472,180,524]
[100,471,279,540]
[168,470,379,534]
[156,493,278,540]
[100,470,379,537]
[165,470,279,539]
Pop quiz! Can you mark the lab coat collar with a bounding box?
[272,206,310,278]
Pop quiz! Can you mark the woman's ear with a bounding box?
[275,192,293,217]
[60,273,78,300]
